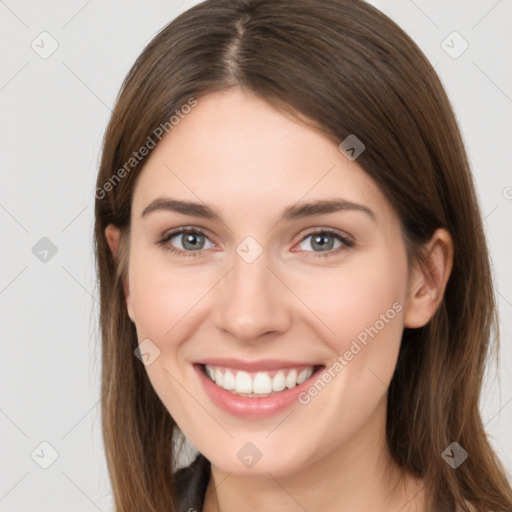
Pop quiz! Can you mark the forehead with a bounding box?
[131,89,393,223]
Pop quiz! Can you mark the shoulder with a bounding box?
[173,452,211,512]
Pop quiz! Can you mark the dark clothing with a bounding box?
[173,453,456,512]
[174,453,210,512]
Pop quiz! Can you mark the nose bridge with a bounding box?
[214,243,291,341]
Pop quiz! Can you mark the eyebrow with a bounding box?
[141,197,376,223]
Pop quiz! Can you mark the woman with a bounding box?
[94,0,512,511]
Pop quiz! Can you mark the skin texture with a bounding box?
[105,88,453,512]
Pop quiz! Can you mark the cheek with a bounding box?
[293,255,407,343]
[126,249,209,419]
[289,255,407,446]
[292,251,408,395]
[127,245,209,340]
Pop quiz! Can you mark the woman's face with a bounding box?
[116,88,423,477]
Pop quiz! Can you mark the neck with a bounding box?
[202,397,427,512]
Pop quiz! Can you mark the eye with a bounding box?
[295,229,354,256]
[156,227,354,258]
[157,228,215,256]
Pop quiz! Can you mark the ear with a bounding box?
[105,224,135,323]
[105,223,120,257]
[403,228,454,328]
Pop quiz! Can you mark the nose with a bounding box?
[213,249,292,343]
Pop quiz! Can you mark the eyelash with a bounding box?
[156,227,355,258]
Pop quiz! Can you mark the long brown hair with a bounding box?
[93,1,512,510]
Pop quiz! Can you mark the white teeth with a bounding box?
[223,370,235,390]
[286,369,298,389]
[252,372,272,394]
[272,371,286,392]
[297,368,310,384]
[234,371,253,393]
[214,368,224,387]
[204,365,316,395]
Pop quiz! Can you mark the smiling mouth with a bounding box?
[199,363,325,397]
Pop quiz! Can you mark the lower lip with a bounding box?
[193,363,323,420]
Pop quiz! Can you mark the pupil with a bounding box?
[184,233,203,250]
[313,234,333,251]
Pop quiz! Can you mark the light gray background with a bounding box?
[1,0,511,510]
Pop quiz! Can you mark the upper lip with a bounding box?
[194,358,324,372]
